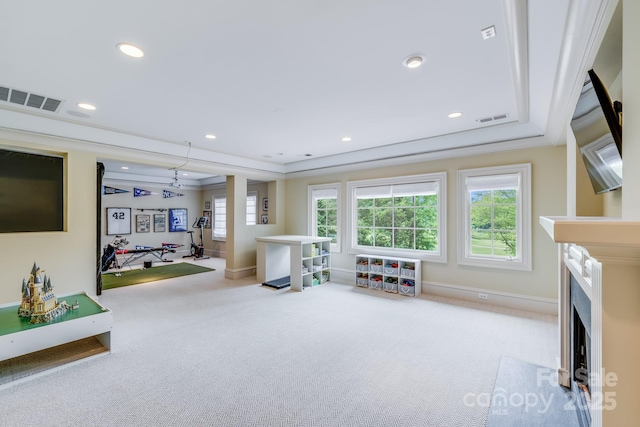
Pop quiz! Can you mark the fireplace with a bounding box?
[571,274,591,426]
[540,215,640,427]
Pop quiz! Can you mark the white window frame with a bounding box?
[346,172,446,262]
[457,163,531,271]
[308,183,341,253]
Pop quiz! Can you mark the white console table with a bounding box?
[256,235,331,291]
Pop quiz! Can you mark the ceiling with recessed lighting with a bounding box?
[0,0,620,183]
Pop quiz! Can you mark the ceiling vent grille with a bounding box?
[476,113,509,123]
[0,85,63,113]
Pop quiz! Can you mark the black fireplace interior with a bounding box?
[570,274,592,426]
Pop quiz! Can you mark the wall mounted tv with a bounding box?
[0,148,64,233]
[570,69,623,194]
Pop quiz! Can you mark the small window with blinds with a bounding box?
[457,164,531,271]
[346,173,446,261]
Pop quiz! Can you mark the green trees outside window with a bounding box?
[316,197,338,244]
[356,192,438,252]
[470,189,517,257]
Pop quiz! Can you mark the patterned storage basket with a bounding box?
[383,281,398,293]
[356,277,369,287]
[400,268,415,279]
[398,284,415,296]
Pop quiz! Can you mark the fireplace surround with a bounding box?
[540,216,640,427]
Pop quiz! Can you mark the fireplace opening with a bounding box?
[570,274,592,426]
[573,309,591,402]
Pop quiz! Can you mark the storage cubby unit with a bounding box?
[256,236,331,291]
[354,254,421,296]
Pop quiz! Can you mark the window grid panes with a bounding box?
[356,186,439,252]
[315,197,338,244]
[469,189,517,258]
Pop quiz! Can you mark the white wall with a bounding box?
[0,138,97,304]
[101,179,203,262]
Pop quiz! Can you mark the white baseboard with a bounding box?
[332,268,558,315]
[225,266,256,280]
[422,281,558,315]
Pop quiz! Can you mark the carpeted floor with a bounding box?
[0,257,558,426]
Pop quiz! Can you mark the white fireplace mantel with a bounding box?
[540,216,640,259]
[540,215,640,427]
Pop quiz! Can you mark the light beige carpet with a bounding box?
[0,257,557,426]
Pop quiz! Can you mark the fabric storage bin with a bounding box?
[383,281,398,293]
[398,284,415,296]
[356,262,369,272]
[400,268,415,279]
[384,266,398,275]
[370,264,383,274]
[356,277,369,287]
[369,280,383,290]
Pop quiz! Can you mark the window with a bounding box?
[308,184,341,252]
[457,164,531,271]
[212,192,259,240]
[347,173,446,261]
[246,191,257,225]
[213,195,226,240]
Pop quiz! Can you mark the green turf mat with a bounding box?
[102,263,214,289]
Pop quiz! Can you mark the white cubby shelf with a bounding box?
[355,254,421,297]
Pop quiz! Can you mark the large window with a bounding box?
[347,173,446,261]
[457,164,531,270]
[308,184,340,252]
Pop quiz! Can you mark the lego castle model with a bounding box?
[18,262,78,324]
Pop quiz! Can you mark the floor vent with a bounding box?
[0,85,63,113]
[476,113,509,123]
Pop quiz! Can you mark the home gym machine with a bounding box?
[184,216,209,260]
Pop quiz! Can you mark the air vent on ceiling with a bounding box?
[476,113,509,123]
[0,85,63,113]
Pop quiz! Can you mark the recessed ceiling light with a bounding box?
[403,54,425,69]
[120,166,129,170]
[341,137,352,142]
[117,43,144,58]
[77,103,96,110]
[205,134,216,139]
[448,112,463,118]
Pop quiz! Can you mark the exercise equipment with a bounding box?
[183,216,209,260]
[101,236,178,276]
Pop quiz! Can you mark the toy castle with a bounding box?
[18,262,76,324]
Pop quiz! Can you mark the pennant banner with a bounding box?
[163,190,184,198]
[134,188,154,197]
[103,186,129,195]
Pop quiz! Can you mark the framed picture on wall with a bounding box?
[203,210,212,228]
[204,200,211,210]
[262,198,268,211]
[136,214,151,233]
[154,214,166,232]
[169,208,188,232]
[106,207,131,235]
[261,214,268,224]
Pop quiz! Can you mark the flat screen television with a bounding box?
[0,148,64,232]
[570,69,623,194]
